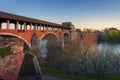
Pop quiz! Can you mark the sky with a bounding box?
[0,0,120,30]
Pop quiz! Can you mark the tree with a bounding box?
[64,30,97,72]
[25,46,41,60]
[44,36,65,68]
[46,46,65,68]
[102,29,120,44]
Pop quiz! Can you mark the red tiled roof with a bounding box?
[0,11,70,29]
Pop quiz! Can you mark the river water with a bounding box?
[39,41,120,73]
[40,39,48,57]
[95,43,120,54]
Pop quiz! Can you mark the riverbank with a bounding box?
[41,66,120,80]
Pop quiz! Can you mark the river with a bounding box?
[39,41,120,73]
[95,43,120,54]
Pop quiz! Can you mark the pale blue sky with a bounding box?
[0,0,120,30]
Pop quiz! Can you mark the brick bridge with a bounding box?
[0,11,72,47]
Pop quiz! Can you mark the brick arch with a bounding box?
[63,31,70,37]
[0,33,30,47]
[63,32,70,43]
[63,31,70,38]
[40,32,59,40]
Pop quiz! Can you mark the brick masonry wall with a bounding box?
[0,52,24,80]
[0,38,25,80]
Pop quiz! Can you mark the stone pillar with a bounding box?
[0,22,2,29]
[43,25,45,31]
[62,34,64,48]
[37,26,39,30]
[46,25,48,30]
[26,25,28,30]
[40,25,41,30]
[44,25,46,31]
[24,22,26,30]
[52,26,54,31]
[7,20,10,29]
[20,24,22,30]
[30,23,32,30]
[35,24,37,30]
[15,21,19,30]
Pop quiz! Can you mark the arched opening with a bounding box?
[27,25,30,30]
[40,33,58,58]
[10,23,15,29]
[0,34,29,52]
[64,33,70,43]
[1,23,7,29]
[40,33,65,67]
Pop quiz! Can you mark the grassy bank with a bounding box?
[41,66,120,80]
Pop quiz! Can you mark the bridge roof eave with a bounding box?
[0,11,62,27]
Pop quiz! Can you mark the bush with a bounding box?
[0,47,11,57]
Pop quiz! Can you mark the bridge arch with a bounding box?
[0,33,30,47]
[63,31,70,37]
[40,32,58,41]
[40,32,58,57]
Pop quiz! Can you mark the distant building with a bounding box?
[62,22,80,40]
[109,27,119,31]
[104,27,119,33]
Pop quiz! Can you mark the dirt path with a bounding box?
[42,75,73,80]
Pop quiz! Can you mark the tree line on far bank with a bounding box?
[95,27,120,44]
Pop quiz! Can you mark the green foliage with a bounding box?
[107,30,120,39]
[46,46,65,68]
[0,47,11,57]
[101,30,120,44]
[41,66,77,78]
[44,36,65,68]
[41,66,120,80]
[25,46,41,59]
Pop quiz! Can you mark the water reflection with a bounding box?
[95,43,120,54]
[40,39,48,57]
